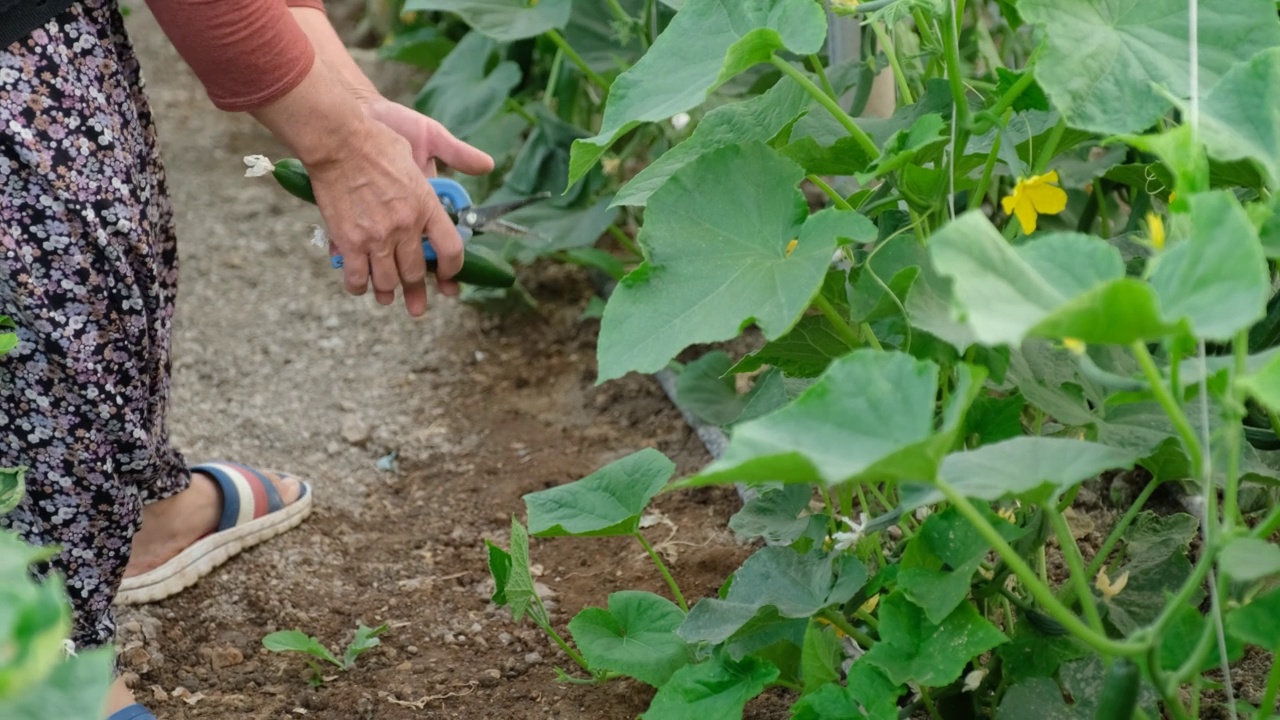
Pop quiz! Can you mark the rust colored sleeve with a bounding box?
[286,0,327,13]
[145,0,318,112]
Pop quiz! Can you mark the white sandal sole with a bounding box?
[114,481,313,606]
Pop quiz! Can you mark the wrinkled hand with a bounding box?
[363,97,494,178]
[307,118,465,315]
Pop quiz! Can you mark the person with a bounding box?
[0,0,494,717]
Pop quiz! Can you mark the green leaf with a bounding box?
[405,0,571,42]
[0,466,25,515]
[725,315,855,379]
[523,448,674,536]
[1157,601,1243,673]
[503,106,599,207]
[614,76,810,207]
[994,68,1049,112]
[376,26,455,71]
[698,546,867,622]
[789,659,901,720]
[262,630,343,668]
[800,619,842,694]
[1149,191,1269,341]
[568,591,692,687]
[1227,586,1280,649]
[995,624,1089,684]
[1102,511,1202,635]
[1018,0,1280,135]
[901,437,1140,509]
[863,592,1006,687]
[728,484,814,545]
[569,0,827,183]
[898,506,1023,625]
[413,32,521,139]
[1219,537,1280,583]
[0,315,16,356]
[342,624,389,670]
[929,212,1170,345]
[676,352,788,427]
[677,351,957,489]
[488,518,540,623]
[499,196,620,264]
[995,677,1086,719]
[485,539,512,606]
[597,144,862,381]
[846,234,926,325]
[963,392,1027,447]
[0,647,114,720]
[640,653,779,720]
[1191,47,1280,188]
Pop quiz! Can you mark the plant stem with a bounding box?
[1082,476,1160,580]
[807,174,854,211]
[871,22,915,105]
[934,478,1144,658]
[543,49,564,106]
[635,531,688,612]
[1095,181,1111,238]
[817,608,875,648]
[504,98,539,126]
[1132,341,1204,478]
[770,55,879,160]
[921,688,944,720]
[545,30,610,92]
[968,119,1004,212]
[1047,509,1105,635]
[806,54,838,100]
[1225,328,1249,529]
[912,9,940,51]
[1033,115,1068,175]
[939,2,971,133]
[1256,654,1280,720]
[607,224,641,258]
[814,293,862,349]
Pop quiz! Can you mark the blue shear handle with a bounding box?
[329,177,473,270]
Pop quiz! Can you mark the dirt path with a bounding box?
[110,6,787,719]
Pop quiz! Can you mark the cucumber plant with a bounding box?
[405,0,1280,717]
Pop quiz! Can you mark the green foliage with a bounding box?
[425,0,1280,716]
[262,623,389,686]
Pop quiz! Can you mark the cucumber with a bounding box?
[266,158,515,289]
[1093,658,1140,720]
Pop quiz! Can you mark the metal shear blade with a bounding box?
[457,191,552,238]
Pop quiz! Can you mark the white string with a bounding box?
[947,2,958,219]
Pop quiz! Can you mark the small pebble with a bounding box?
[406,645,419,655]
[524,652,543,665]
[479,668,501,688]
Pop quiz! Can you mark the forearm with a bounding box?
[290,6,380,101]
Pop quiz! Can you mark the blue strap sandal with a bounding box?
[114,462,313,605]
[108,704,157,720]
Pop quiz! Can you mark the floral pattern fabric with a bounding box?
[0,0,191,651]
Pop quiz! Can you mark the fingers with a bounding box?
[395,235,429,316]
[342,253,370,297]
[423,117,495,176]
[421,189,465,282]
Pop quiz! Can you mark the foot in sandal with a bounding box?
[115,462,312,605]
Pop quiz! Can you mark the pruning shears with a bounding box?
[329,178,551,269]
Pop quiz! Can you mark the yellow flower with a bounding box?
[1062,337,1086,356]
[997,506,1017,524]
[1146,212,1165,250]
[860,594,880,614]
[1095,568,1130,601]
[785,238,799,257]
[1001,170,1068,235]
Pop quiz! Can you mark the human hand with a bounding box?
[362,97,494,177]
[305,117,464,314]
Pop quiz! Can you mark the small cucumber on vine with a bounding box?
[247,156,515,289]
[1093,658,1140,720]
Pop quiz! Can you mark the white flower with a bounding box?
[831,512,868,552]
[63,639,77,657]
[243,154,275,178]
[670,112,691,131]
[963,668,987,692]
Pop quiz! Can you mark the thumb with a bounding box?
[423,118,495,176]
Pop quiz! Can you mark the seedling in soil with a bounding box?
[262,623,389,687]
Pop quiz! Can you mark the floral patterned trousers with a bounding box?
[0,0,192,651]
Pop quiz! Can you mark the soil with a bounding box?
[111,6,790,719]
